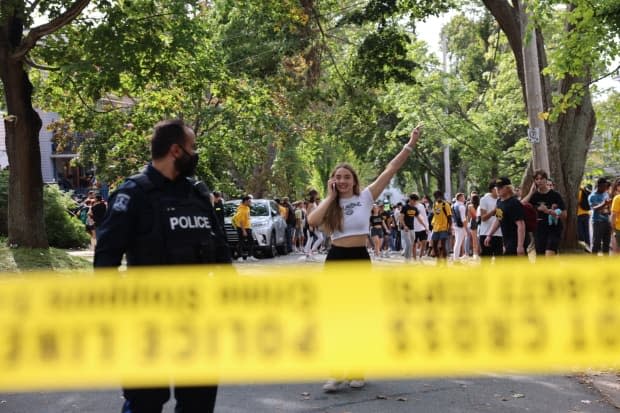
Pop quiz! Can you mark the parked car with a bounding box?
[223,199,288,258]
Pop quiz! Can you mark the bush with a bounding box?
[43,184,90,248]
[0,170,89,248]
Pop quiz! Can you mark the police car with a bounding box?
[223,199,288,258]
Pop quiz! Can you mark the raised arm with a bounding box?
[368,125,422,200]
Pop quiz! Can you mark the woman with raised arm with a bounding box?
[307,124,422,392]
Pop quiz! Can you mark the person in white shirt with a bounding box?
[452,193,467,260]
[479,181,503,258]
[308,124,422,392]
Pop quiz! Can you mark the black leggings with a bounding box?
[122,385,218,413]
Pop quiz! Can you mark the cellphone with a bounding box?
[332,183,336,191]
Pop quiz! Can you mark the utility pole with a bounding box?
[441,33,452,200]
[520,0,550,174]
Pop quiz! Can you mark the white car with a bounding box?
[223,199,288,258]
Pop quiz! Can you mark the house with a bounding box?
[0,110,88,189]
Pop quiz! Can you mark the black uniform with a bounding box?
[95,164,231,413]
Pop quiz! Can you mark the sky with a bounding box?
[417,12,619,99]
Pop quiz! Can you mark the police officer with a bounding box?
[95,119,231,413]
[212,191,225,232]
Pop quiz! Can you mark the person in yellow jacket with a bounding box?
[232,195,258,262]
[576,184,592,252]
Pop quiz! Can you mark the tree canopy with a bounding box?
[2,0,620,247]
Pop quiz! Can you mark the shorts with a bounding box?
[414,230,427,242]
[431,231,449,241]
[370,227,383,238]
[535,226,561,254]
[326,246,370,262]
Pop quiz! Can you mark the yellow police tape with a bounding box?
[1,257,619,391]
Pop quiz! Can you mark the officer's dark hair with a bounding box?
[241,195,251,202]
[151,119,189,160]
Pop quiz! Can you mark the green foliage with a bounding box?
[42,185,90,249]
[587,92,620,179]
[0,171,88,248]
[353,25,418,85]
[25,0,558,202]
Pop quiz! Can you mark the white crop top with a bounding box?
[331,187,374,240]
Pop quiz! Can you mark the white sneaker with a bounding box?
[305,255,319,262]
[322,379,345,392]
[237,257,244,263]
[349,380,366,389]
[578,241,592,253]
[247,256,259,262]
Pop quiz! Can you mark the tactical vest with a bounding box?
[125,173,230,266]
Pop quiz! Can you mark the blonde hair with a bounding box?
[323,163,360,235]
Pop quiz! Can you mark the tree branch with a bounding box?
[12,0,90,61]
[481,0,526,101]
[589,63,620,85]
[24,55,59,71]
[311,5,352,89]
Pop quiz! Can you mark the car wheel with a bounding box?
[263,232,277,258]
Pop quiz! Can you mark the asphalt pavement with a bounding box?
[1,374,619,412]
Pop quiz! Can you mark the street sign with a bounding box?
[528,127,540,143]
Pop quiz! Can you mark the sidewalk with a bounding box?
[67,249,94,262]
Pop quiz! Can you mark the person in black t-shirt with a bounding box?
[484,177,526,256]
[370,204,389,258]
[522,170,566,256]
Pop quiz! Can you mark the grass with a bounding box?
[0,238,91,272]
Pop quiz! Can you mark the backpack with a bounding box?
[522,201,538,233]
[579,188,591,211]
[451,204,464,228]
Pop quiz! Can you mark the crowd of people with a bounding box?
[227,170,620,264]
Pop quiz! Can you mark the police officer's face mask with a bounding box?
[175,146,199,177]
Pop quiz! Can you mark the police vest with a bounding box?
[125,173,231,266]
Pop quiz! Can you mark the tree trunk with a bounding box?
[483,0,596,250]
[547,75,595,248]
[0,61,48,248]
[0,13,48,248]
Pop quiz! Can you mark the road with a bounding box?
[1,251,618,412]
